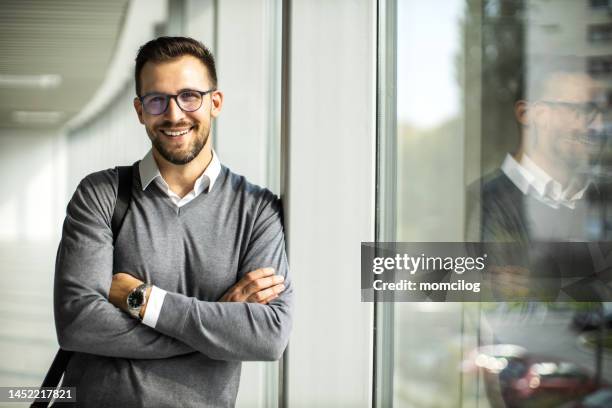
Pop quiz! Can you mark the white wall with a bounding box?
[286,0,376,406]
[0,129,66,243]
[214,0,281,192]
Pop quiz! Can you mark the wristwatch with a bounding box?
[127,283,151,319]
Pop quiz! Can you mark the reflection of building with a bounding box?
[586,5,612,110]
[474,0,612,175]
[526,0,612,94]
[586,2,612,107]
[527,0,612,171]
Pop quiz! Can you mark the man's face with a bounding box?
[527,72,605,170]
[134,55,221,165]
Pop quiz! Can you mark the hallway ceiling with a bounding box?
[0,0,129,130]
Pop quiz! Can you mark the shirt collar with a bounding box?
[501,153,591,209]
[501,153,534,196]
[519,154,552,197]
[139,148,222,193]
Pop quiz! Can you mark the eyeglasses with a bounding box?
[537,100,604,124]
[138,89,216,115]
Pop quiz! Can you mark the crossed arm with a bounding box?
[54,173,293,361]
[109,267,285,320]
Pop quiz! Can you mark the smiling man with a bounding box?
[466,65,612,406]
[53,37,293,407]
[472,67,608,243]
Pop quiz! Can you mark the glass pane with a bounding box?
[388,0,612,407]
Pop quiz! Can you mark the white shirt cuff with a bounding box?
[142,285,167,328]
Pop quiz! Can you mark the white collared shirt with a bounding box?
[138,148,221,327]
[501,153,590,210]
[138,148,222,207]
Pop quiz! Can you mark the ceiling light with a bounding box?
[12,111,65,124]
[0,74,62,89]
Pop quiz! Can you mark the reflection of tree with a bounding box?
[397,117,462,242]
[481,0,525,174]
[395,304,474,407]
[461,0,525,174]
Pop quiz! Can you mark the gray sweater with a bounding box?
[53,163,293,407]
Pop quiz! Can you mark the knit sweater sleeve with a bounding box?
[153,191,294,361]
[53,170,194,359]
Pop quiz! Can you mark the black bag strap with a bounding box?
[31,164,135,408]
[111,165,134,245]
[30,349,73,407]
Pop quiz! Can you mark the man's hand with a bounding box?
[109,272,145,313]
[220,267,285,304]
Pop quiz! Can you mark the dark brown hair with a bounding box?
[134,36,217,96]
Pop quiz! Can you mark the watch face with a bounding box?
[128,289,144,309]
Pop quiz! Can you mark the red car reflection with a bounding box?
[467,345,603,407]
[509,359,598,400]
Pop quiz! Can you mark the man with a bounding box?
[473,69,608,244]
[53,36,293,407]
[467,69,609,301]
[468,68,610,407]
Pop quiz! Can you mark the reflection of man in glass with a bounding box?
[476,70,607,243]
[469,68,611,407]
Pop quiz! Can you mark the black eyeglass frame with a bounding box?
[137,88,217,115]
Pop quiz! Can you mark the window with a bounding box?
[588,24,612,42]
[378,0,612,406]
[590,0,610,10]
[588,55,612,76]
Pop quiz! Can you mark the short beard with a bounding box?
[149,126,209,165]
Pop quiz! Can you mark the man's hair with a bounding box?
[134,36,217,96]
[514,55,586,102]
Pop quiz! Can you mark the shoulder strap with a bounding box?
[111,164,134,244]
[32,163,136,408]
[30,349,73,407]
